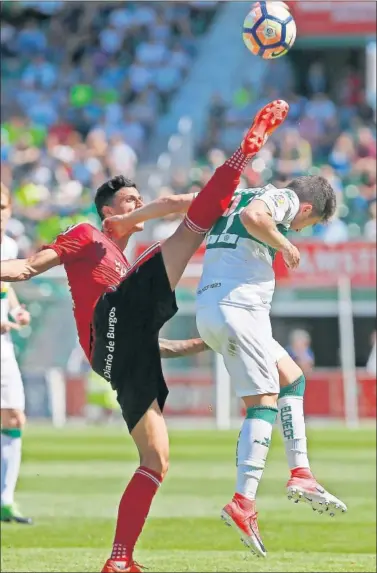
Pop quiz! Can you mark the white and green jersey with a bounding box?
[196,184,299,309]
[1,235,18,348]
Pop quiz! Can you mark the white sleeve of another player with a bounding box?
[257,188,300,226]
[3,235,19,260]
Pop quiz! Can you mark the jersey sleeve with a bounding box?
[257,188,300,226]
[8,237,19,259]
[42,223,93,264]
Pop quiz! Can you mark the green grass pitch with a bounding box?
[1,424,376,572]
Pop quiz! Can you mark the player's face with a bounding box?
[107,187,145,232]
[290,204,321,232]
[0,190,12,241]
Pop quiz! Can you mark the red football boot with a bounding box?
[101,559,143,572]
[287,467,347,517]
[221,493,267,558]
[242,99,289,156]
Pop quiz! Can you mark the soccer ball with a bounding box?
[243,1,296,59]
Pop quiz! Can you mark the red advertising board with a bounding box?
[274,241,376,287]
[287,1,376,37]
[65,370,376,419]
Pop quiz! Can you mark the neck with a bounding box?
[114,236,129,252]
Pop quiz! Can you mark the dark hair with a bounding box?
[287,175,336,222]
[95,175,137,220]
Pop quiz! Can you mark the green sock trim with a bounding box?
[246,406,278,424]
[279,375,306,399]
[1,428,22,438]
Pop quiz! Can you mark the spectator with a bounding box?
[99,23,124,56]
[356,90,375,123]
[153,58,182,99]
[128,58,153,95]
[320,211,349,244]
[366,331,376,377]
[356,127,376,160]
[17,20,47,54]
[107,135,137,179]
[121,111,145,154]
[136,38,167,67]
[274,128,312,177]
[329,133,356,177]
[305,92,337,125]
[307,61,327,96]
[22,55,57,89]
[364,200,376,242]
[207,93,228,131]
[286,329,315,376]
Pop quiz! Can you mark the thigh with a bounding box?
[219,305,279,397]
[91,252,176,432]
[123,246,178,333]
[161,223,204,291]
[115,334,169,433]
[91,313,169,433]
[275,346,304,387]
[196,304,225,354]
[1,352,25,412]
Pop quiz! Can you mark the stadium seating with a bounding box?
[1,2,375,251]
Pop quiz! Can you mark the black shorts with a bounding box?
[90,245,178,432]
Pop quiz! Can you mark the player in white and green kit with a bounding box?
[1,183,32,524]
[196,177,347,557]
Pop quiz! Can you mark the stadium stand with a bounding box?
[1,1,375,253]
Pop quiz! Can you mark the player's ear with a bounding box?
[102,205,114,219]
[301,203,313,216]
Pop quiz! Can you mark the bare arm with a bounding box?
[8,285,22,310]
[7,285,31,326]
[159,338,209,359]
[103,193,195,239]
[240,200,291,250]
[0,248,61,282]
[0,285,22,332]
[129,193,195,222]
[240,200,300,269]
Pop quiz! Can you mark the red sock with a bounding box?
[184,148,249,234]
[111,466,162,561]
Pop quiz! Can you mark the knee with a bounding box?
[242,393,278,410]
[141,449,169,479]
[1,409,25,430]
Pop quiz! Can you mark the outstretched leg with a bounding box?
[161,100,289,290]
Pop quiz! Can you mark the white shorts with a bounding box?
[197,303,288,397]
[1,346,25,411]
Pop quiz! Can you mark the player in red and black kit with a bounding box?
[1,100,288,572]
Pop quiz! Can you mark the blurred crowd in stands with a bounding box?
[196,59,376,244]
[1,1,375,255]
[1,0,219,254]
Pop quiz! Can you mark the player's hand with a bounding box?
[15,305,31,326]
[1,321,21,334]
[103,215,133,239]
[282,242,300,270]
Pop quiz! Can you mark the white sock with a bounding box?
[236,406,277,500]
[1,431,22,506]
[277,376,310,470]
